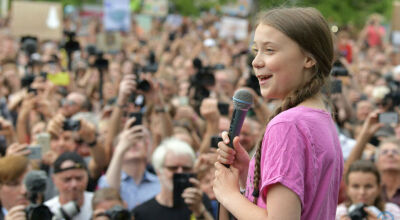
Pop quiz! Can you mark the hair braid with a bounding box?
[252,73,326,204]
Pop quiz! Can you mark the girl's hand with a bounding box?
[217,131,250,187]
[364,207,378,220]
[213,162,240,205]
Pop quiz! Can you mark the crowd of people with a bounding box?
[0,4,398,220]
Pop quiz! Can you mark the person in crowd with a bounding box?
[376,138,400,206]
[336,160,400,219]
[98,117,160,210]
[0,155,30,220]
[45,152,93,220]
[214,7,343,219]
[132,138,214,220]
[91,188,132,220]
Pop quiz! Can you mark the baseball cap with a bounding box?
[53,152,87,174]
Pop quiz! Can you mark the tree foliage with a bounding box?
[257,0,395,27]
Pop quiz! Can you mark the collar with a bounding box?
[2,207,7,216]
[121,170,158,183]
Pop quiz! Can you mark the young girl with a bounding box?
[336,160,400,220]
[213,7,344,219]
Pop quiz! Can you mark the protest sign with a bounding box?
[142,0,168,17]
[10,1,62,40]
[96,32,123,54]
[221,0,253,17]
[219,16,249,40]
[103,0,131,32]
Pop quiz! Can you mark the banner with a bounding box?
[103,0,131,32]
[142,0,168,17]
[219,16,249,40]
[10,1,62,40]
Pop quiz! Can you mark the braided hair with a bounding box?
[251,7,334,203]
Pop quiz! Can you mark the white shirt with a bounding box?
[45,191,93,220]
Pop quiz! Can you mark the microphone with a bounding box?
[24,170,47,204]
[228,89,253,149]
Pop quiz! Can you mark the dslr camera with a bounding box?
[52,201,80,220]
[25,204,53,220]
[63,119,81,131]
[348,203,367,220]
[104,205,131,220]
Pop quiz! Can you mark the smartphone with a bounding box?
[173,173,195,208]
[129,112,143,127]
[36,132,51,155]
[217,102,230,116]
[331,80,342,94]
[27,145,42,160]
[210,135,223,149]
[379,112,399,124]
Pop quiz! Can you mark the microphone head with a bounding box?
[232,89,253,110]
[24,170,47,194]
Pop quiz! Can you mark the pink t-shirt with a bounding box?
[245,106,343,219]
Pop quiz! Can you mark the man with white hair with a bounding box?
[132,138,214,220]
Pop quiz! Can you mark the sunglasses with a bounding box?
[164,165,192,173]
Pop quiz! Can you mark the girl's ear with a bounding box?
[304,54,316,69]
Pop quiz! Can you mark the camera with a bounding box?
[210,135,223,149]
[104,205,131,220]
[63,119,81,131]
[52,201,80,220]
[25,204,53,220]
[348,203,367,220]
[173,173,195,208]
[137,79,151,92]
[27,87,38,95]
[331,60,349,76]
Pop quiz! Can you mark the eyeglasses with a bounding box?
[164,165,192,172]
[62,99,78,107]
[381,149,400,156]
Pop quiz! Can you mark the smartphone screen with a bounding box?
[379,112,399,124]
[36,132,51,155]
[173,173,195,208]
[28,145,42,160]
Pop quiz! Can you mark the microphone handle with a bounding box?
[225,108,248,168]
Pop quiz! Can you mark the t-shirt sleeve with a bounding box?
[259,122,308,208]
[97,174,110,189]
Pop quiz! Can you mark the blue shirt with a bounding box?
[98,170,160,210]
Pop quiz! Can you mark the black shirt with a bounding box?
[132,195,212,220]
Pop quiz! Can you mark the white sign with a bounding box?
[103,0,131,32]
[219,16,249,40]
[393,31,400,46]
